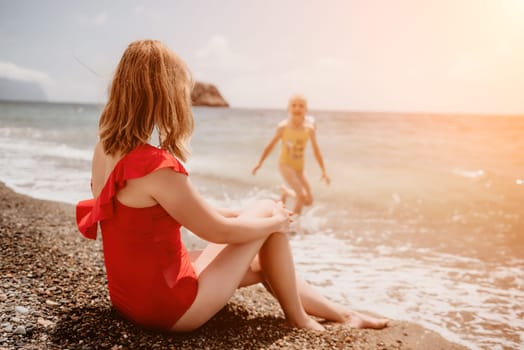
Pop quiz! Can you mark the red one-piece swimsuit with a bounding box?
[76,144,198,331]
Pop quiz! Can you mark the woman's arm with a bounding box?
[90,142,107,197]
[146,168,289,244]
[215,207,239,218]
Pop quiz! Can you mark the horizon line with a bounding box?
[1,98,523,118]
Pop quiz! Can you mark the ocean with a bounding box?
[0,100,522,349]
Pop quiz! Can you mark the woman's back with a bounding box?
[76,144,198,330]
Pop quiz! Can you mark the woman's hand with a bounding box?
[271,200,293,233]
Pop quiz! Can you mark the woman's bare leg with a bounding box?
[244,257,388,329]
[172,200,322,332]
[172,239,266,331]
[294,278,388,329]
[257,231,324,330]
[188,246,387,329]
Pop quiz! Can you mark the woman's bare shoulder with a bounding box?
[91,142,123,197]
[90,142,106,197]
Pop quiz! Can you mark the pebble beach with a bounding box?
[0,182,468,350]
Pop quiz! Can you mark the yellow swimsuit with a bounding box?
[278,125,310,171]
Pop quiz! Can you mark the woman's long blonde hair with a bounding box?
[99,39,194,161]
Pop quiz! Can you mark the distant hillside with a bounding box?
[0,78,47,102]
[0,78,228,107]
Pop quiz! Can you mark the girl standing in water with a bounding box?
[252,94,330,215]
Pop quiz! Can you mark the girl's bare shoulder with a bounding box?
[305,116,316,131]
[305,122,316,134]
[277,119,289,128]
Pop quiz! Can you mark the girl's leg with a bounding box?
[278,164,307,214]
[172,200,322,332]
[296,171,313,206]
[279,184,296,205]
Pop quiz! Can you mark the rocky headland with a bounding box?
[191,82,229,107]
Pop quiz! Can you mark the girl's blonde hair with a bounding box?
[99,39,194,161]
[288,93,308,108]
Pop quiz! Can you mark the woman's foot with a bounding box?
[288,316,325,331]
[343,311,389,329]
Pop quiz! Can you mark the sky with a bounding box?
[1,0,524,114]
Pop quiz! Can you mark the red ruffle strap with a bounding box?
[76,199,99,239]
[75,144,187,240]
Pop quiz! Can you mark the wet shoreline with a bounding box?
[0,182,468,349]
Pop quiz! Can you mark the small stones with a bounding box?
[45,299,60,306]
[0,183,467,350]
[14,306,29,314]
[37,318,55,328]
[13,325,26,335]
[1,323,13,333]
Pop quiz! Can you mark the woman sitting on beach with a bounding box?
[76,39,388,333]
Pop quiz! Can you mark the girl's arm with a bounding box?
[147,168,290,244]
[252,125,284,175]
[309,128,330,185]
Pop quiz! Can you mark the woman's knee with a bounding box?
[240,199,276,218]
[267,231,289,243]
[259,232,291,260]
